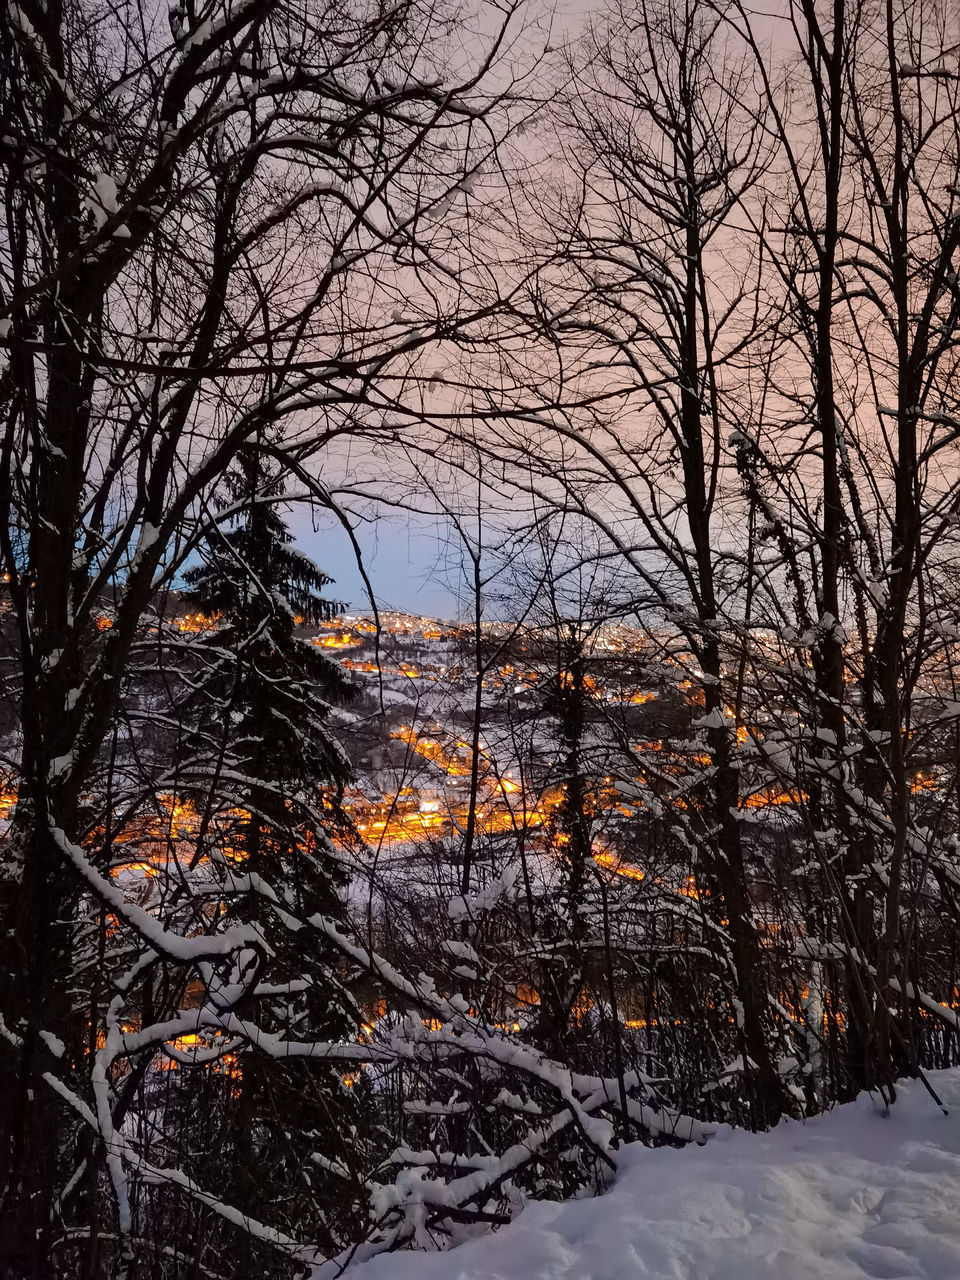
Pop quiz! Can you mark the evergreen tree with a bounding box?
[181,442,352,823]
[175,443,369,1273]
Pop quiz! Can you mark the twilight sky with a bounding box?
[291,0,582,622]
[291,504,464,620]
[289,0,768,623]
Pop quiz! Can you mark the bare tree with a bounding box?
[0,0,544,1268]
[532,0,786,1125]
[726,0,960,1096]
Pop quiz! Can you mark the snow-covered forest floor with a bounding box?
[351,1071,960,1280]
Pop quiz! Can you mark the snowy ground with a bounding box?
[350,1071,960,1279]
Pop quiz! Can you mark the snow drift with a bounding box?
[348,1070,960,1279]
